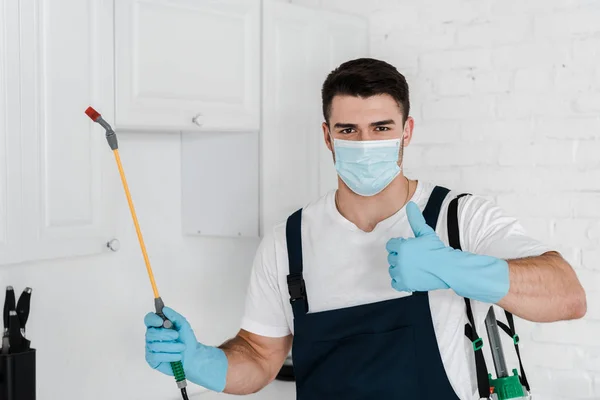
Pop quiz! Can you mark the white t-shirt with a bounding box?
[241,180,551,400]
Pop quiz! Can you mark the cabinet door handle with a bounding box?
[191,113,203,127]
[106,238,120,252]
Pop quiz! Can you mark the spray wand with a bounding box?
[85,107,189,400]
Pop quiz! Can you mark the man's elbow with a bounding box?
[554,253,587,320]
[566,285,587,320]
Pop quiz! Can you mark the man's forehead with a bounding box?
[329,94,403,120]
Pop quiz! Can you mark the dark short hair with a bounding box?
[321,58,410,124]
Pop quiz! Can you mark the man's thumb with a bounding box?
[163,307,197,344]
[406,201,435,237]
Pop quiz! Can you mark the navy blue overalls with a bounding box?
[284,186,461,399]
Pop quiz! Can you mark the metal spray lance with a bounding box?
[85,107,190,400]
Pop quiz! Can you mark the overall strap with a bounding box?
[447,193,491,399]
[423,186,450,230]
[411,186,450,299]
[286,209,308,317]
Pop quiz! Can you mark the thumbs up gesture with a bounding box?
[386,201,510,303]
[386,202,452,293]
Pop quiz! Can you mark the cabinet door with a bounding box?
[9,0,117,264]
[0,0,24,265]
[261,1,368,234]
[181,131,259,238]
[115,0,260,132]
[262,1,321,234]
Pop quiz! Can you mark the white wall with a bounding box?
[367,0,600,398]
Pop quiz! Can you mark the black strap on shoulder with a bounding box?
[412,186,451,298]
[448,193,530,396]
[285,209,308,316]
[448,193,491,399]
[423,186,450,230]
[464,304,490,399]
[447,193,469,249]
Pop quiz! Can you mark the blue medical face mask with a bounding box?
[332,137,402,197]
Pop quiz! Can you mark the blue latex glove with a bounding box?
[144,307,228,392]
[386,201,510,303]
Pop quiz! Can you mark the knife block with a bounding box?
[0,348,36,400]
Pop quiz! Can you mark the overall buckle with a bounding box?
[287,273,306,303]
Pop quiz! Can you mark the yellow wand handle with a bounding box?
[113,149,160,299]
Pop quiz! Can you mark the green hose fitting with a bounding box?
[171,360,187,387]
[489,369,527,399]
[154,297,187,389]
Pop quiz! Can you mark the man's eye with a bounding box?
[340,128,355,134]
[375,126,390,131]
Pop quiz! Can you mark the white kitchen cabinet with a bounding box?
[181,131,259,238]
[0,0,24,265]
[0,0,117,266]
[115,0,261,132]
[261,0,368,234]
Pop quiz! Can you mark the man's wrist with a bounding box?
[188,344,229,392]
[443,252,510,303]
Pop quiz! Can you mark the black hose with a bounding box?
[181,388,190,400]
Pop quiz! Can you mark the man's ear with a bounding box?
[322,122,333,152]
[402,116,415,147]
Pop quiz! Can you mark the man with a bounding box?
[144,58,586,399]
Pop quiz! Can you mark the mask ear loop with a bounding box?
[398,120,409,173]
[327,124,336,160]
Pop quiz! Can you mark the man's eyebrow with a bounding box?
[333,122,358,129]
[333,120,396,128]
[370,119,395,127]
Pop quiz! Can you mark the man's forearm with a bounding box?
[218,335,271,395]
[497,251,587,322]
[218,332,290,395]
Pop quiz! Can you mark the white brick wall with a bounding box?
[365,0,600,398]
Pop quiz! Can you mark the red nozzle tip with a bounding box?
[85,106,101,121]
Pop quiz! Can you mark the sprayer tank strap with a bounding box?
[496,314,531,391]
[447,193,530,397]
[447,193,491,399]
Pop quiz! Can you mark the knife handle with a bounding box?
[3,286,15,332]
[16,287,32,328]
[8,310,22,352]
